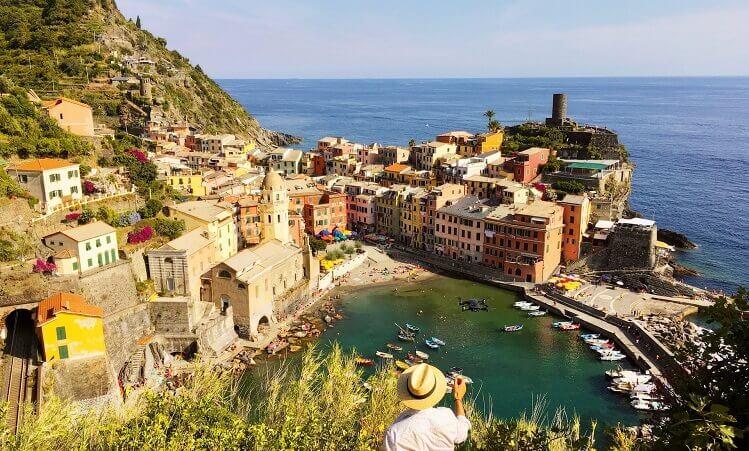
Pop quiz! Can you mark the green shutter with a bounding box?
[72,262,78,270]
[88,258,93,267]
[111,249,116,262]
[97,253,103,266]
[58,345,69,359]
[56,326,66,340]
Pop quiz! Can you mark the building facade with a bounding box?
[7,159,82,212]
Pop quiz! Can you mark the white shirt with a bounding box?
[381,407,471,451]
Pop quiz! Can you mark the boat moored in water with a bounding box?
[387,343,403,351]
[397,333,415,342]
[430,337,446,346]
[560,323,581,331]
[503,324,524,332]
[553,321,573,328]
[424,339,440,349]
[355,357,374,366]
[375,351,393,359]
[415,350,430,360]
[405,323,420,333]
[528,310,547,317]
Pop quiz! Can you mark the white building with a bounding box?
[269,149,303,175]
[6,158,82,212]
[42,221,118,275]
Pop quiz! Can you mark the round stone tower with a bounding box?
[552,93,567,122]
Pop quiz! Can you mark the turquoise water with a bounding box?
[316,276,642,429]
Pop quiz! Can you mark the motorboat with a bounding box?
[415,350,430,360]
[580,334,600,340]
[584,338,610,345]
[590,344,615,351]
[631,384,656,394]
[631,399,667,411]
[606,368,647,379]
[375,351,393,359]
[514,301,533,309]
[407,353,423,363]
[560,323,581,331]
[397,333,416,342]
[552,321,573,328]
[405,323,420,333]
[504,324,524,332]
[528,310,547,317]
[424,339,440,349]
[430,337,446,346]
[520,304,541,311]
[387,343,403,351]
[614,375,652,385]
[355,357,374,366]
[600,353,627,361]
[630,392,662,402]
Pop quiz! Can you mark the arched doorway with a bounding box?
[257,315,270,335]
[219,295,231,314]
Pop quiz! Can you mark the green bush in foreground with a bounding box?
[1,346,622,450]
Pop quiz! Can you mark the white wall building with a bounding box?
[6,158,82,212]
[42,221,119,275]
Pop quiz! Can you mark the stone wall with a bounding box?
[148,297,192,334]
[606,225,657,270]
[79,260,141,314]
[128,248,149,282]
[103,303,153,376]
[196,306,238,355]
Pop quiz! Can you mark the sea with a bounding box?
[220,77,749,293]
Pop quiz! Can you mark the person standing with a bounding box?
[382,363,470,450]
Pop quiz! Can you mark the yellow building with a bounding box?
[36,292,106,362]
[168,200,237,261]
[167,174,206,196]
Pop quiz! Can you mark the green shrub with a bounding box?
[138,198,163,219]
[77,207,94,225]
[153,217,185,240]
[552,181,586,194]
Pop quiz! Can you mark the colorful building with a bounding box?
[42,221,119,275]
[410,141,458,171]
[167,173,206,196]
[504,147,550,183]
[557,193,591,263]
[168,200,237,261]
[6,158,82,212]
[42,97,95,137]
[36,292,105,362]
[436,130,504,157]
[434,196,492,263]
[302,191,347,235]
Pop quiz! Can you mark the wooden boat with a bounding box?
[552,321,573,328]
[405,323,420,333]
[406,353,423,363]
[375,351,394,359]
[395,360,410,370]
[559,323,581,331]
[424,339,440,349]
[355,357,374,366]
[415,350,430,360]
[386,343,403,351]
[503,324,523,332]
[398,333,416,342]
[430,337,446,346]
[528,310,547,317]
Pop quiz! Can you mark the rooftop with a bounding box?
[170,200,232,223]
[8,158,78,172]
[37,292,104,325]
[47,221,115,242]
[161,227,213,255]
[385,163,411,173]
[439,196,496,219]
[558,194,588,205]
[223,240,300,282]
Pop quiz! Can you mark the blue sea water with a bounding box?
[219,78,749,293]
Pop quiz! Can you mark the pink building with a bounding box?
[344,182,386,233]
[504,147,550,183]
[434,196,494,264]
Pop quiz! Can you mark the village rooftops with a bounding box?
[385,163,411,173]
[7,158,78,172]
[438,196,497,219]
[47,221,115,243]
[170,200,232,223]
[513,200,560,219]
[557,194,587,205]
[160,227,213,256]
[41,97,92,110]
[37,292,104,325]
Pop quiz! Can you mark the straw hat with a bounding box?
[397,363,447,410]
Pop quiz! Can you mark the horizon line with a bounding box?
[214,74,749,81]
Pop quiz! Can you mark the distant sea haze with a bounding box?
[219,77,749,293]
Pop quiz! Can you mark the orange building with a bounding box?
[505,147,550,183]
[483,201,563,282]
[302,191,347,235]
[42,97,95,137]
[557,193,591,263]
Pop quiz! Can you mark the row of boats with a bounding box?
[606,368,666,411]
[580,333,626,361]
[512,301,548,317]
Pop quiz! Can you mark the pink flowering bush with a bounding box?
[127,226,154,244]
[33,259,56,274]
[83,180,98,195]
[128,148,149,163]
[65,212,81,222]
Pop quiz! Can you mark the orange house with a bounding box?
[42,97,95,137]
[557,193,591,263]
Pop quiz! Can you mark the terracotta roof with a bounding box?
[7,158,77,172]
[385,163,410,173]
[37,292,104,325]
[42,97,92,110]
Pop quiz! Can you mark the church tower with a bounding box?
[259,169,290,244]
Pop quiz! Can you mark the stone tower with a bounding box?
[259,169,290,244]
[140,76,153,103]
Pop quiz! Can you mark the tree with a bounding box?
[552,181,586,194]
[135,16,141,29]
[139,198,163,219]
[408,139,416,148]
[154,217,185,240]
[310,237,327,253]
[488,120,501,132]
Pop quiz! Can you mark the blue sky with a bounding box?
[118,0,749,78]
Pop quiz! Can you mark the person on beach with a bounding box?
[382,363,470,451]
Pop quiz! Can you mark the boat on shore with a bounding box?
[386,343,403,351]
[376,351,393,359]
[424,339,440,349]
[415,350,430,360]
[504,324,523,332]
[430,337,446,346]
[528,310,547,317]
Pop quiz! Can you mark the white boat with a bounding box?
[375,351,393,359]
[430,337,446,346]
[520,304,540,311]
[552,321,573,328]
[580,334,600,340]
[600,353,627,361]
[606,369,647,379]
[631,399,667,411]
[415,350,429,360]
[528,310,547,317]
[632,384,656,394]
[630,392,662,401]
[513,301,532,308]
[614,375,652,385]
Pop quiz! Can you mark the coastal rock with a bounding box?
[671,262,700,278]
[658,229,697,250]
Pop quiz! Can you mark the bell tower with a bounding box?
[259,169,289,244]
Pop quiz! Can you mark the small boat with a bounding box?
[504,324,523,332]
[560,323,581,331]
[553,321,573,328]
[580,334,600,340]
[405,323,420,333]
[614,375,652,385]
[520,304,540,311]
[606,368,647,379]
[513,301,532,308]
[460,298,489,311]
[600,353,627,361]
[430,337,446,346]
[415,350,430,360]
[528,310,547,317]
[356,357,374,366]
[398,333,415,342]
[376,351,394,359]
[395,360,410,371]
[631,399,667,411]
[424,339,440,349]
[630,392,662,401]
[386,343,403,351]
[449,366,464,374]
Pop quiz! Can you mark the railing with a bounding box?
[33,188,137,222]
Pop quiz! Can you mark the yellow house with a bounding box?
[42,97,95,137]
[167,174,206,196]
[168,200,237,261]
[36,292,106,362]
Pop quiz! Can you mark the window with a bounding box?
[70,186,79,194]
[106,235,111,244]
[97,253,103,266]
[218,270,232,279]
[20,174,28,183]
[85,242,91,251]
[49,173,61,182]
[96,239,101,247]
[58,345,69,359]
[87,258,93,267]
[72,262,78,271]
[56,326,67,340]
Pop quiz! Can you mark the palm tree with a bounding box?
[484,110,495,121]
[488,120,501,132]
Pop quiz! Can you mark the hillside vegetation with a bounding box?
[0,0,296,147]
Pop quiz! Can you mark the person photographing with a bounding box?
[382,363,471,450]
